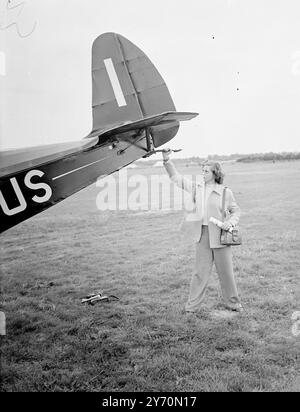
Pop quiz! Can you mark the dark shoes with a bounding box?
[225,303,244,312]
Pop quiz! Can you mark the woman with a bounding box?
[162,149,243,313]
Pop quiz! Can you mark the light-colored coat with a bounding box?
[164,160,241,248]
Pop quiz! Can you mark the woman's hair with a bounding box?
[202,160,225,184]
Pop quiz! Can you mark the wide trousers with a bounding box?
[185,226,240,312]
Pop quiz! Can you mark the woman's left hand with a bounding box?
[222,222,233,231]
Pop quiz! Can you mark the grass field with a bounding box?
[0,160,299,392]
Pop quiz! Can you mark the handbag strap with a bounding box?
[221,187,227,222]
[192,184,196,204]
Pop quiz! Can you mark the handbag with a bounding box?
[220,187,242,246]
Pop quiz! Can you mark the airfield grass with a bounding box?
[0,160,299,392]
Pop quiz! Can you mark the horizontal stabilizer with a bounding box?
[87,111,198,140]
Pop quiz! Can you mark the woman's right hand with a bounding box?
[222,221,233,231]
[162,148,172,161]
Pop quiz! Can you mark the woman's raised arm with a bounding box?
[162,149,195,193]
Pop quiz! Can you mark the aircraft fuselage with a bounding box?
[0,135,147,233]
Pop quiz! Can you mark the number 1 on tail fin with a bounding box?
[104,58,127,107]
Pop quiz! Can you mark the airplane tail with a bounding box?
[87,33,197,147]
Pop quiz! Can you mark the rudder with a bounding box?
[90,33,180,147]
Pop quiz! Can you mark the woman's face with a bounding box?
[202,165,215,184]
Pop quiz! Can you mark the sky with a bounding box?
[0,0,300,158]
